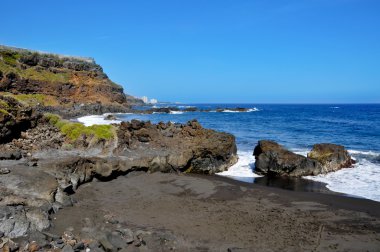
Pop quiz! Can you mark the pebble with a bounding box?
[62,244,75,252]
[0,168,10,175]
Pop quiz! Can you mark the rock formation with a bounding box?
[0,45,142,116]
[0,95,39,143]
[253,140,322,177]
[307,143,355,173]
[115,119,238,174]
[253,140,354,177]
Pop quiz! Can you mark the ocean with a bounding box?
[78,104,380,202]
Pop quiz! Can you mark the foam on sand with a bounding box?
[77,114,122,126]
[217,150,262,183]
[304,150,380,202]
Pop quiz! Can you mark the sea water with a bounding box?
[78,104,380,202]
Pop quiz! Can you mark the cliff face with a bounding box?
[0,45,140,109]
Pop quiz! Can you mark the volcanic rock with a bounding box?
[253,140,322,177]
[307,143,355,172]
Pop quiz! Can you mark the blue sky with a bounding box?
[1,0,379,103]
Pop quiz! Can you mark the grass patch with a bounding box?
[23,67,70,82]
[0,55,70,83]
[0,50,20,66]
[44,113,115,141]
[0,100,9,109]
[0,108,9,115]
[0,92,59,107]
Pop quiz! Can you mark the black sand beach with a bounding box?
[49,172,380,251]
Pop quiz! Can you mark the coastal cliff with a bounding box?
[0,45,142,116]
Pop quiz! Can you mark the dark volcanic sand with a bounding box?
[50,173,380,251]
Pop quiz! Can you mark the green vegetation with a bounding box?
[0,60,70,83]
[0,49,70,83]
[23,67,70,82]
[0,108,9,115]
[0,93,58,107]
[0,50,20,66]
[44,113,115,141]
[0,100,9,109]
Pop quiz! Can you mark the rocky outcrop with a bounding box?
[0,45,143,116]
[307,143,355,173]
[116,119,238,174]
[253,140,354,177]
[0,95,39,143]
[253,140,322,177]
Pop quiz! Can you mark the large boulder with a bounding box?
[253,140,322,177]
[307,143,355,173]
[253,140,355,177]
[116,119,238,174]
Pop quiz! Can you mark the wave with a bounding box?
[217,150,262,183]
[330,106,340,109]
[77,114,122,127]
[304,159,380,202]
[169,111,184,114]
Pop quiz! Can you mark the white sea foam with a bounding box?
[348,149,380,157]
[304,159,380,202]
[217,150,262,183]
[77,114,122,126]
[330,106,340,109]
[170,111,184,114]
[293,148,380,202]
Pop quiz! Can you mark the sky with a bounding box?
[1,0,379,103]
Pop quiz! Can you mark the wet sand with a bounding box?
[50,172,380,251]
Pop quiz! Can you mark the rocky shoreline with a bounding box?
[1,46,379,251]
[0,99,238,244]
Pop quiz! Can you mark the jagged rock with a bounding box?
[307,143,355,172]
[254,140,355,177]
[104,114,117,120]
[116,119,238,174]
[253,140,322,177]
[0,95,39,144]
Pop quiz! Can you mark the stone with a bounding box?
[106,232,126,250]
[104,114,117,120]
[73,242,85,251]
[253,140,322,177]
[99,236,116,252]
[307,143,355,173]
[28,231,49,248]
[28,241,39,252]
[62,244,75,252]
[116,228,134,244]
[0,168,10,174]
[26,209,50,231]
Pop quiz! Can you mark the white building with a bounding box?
[150,98,158,104]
